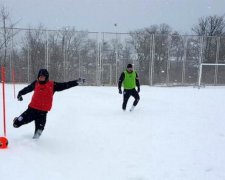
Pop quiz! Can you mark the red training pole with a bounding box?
[1,66,7,137]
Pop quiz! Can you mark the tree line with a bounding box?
[0,5,225,85]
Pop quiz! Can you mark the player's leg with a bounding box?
[33,111,47,139]
[13,108,35,128]
[122,90,131,111]
[130,89,140,111]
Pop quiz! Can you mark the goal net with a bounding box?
[198,63,225,88]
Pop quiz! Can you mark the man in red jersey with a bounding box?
[13,69,85,139]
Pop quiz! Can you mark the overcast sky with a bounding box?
[3,0,225,34]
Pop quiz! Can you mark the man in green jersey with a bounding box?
[118,63,140,111]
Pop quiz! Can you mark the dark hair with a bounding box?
[37,69,49,84]
[127,64,133,68]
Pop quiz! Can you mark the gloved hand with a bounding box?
[119,89,122,94]
[77,78,86,84]
[137,87,140,93]
[17,93,23,101]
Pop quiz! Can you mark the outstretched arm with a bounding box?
[54,80,80,92]
[18,81,36,95]
[17,81,36,101]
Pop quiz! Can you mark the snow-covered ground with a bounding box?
[0,84,225,180]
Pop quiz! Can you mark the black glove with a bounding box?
[137,87,140,93]
[119,89,122,94]
[77,78,86,84]
[17,93,23,101]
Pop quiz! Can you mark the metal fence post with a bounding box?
[198,36,204,88]
[166,35,171,85]
[182,36,187,85]
[214,37,220,85]
[150,34,155,86]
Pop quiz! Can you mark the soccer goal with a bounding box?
[198,63,225,88]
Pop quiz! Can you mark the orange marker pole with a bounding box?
[1,66,6,137]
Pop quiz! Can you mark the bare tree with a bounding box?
[58,28,93,81]
[0,5,18,66]
[192,15,225,62]
[0,4,20,83]
[192,15,225,36]
[130,23,173,84]
[21,25,46,81]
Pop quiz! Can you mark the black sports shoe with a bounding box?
[13,117,18,128]
[33,130,43,139]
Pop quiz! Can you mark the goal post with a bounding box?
[198,63,225,88]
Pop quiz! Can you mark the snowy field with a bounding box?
[0,84,225,180]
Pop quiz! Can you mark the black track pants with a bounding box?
[14,107,47,133]
[122,89,140,110]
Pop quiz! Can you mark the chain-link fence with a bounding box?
[0,27,225,86]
